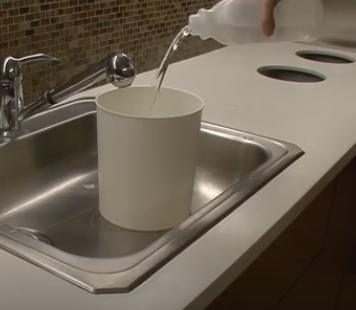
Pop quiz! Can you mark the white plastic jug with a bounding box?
[189,0,324,45]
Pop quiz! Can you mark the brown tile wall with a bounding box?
[0,0,222,103]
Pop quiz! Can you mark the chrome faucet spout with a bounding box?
[47,52,136,105]
[0,52,136,135]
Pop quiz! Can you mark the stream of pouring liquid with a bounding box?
[150,26,191,110]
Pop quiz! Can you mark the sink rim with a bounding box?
[0,98,304,293]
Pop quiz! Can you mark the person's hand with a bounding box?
[261,0,282,36]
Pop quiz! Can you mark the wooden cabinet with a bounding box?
[206,181,336,310]
[206,157,356,310]
[274,157,356,310]
[324,157,356,273]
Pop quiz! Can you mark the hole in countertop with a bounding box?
[257,66,326,83]
[296,50,355,64]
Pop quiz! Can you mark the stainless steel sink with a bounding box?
[0,98,303,293]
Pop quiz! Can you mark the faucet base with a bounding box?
[0,128,24,138]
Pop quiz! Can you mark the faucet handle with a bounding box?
[17,53,59,66]
[1,53,59,84]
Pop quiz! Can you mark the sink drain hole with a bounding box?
[257,65,326,83]
[296,50,355,64]
[14,228,54,246]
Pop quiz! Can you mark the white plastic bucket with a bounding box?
[96,86,204,231]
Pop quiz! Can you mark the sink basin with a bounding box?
[0,98,303,293]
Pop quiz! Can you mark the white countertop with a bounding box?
[2,42,356,310]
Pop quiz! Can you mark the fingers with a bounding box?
[261,0,281,37]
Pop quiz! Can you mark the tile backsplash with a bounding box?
[0,0,222,102]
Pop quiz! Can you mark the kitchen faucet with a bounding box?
[0,52,136,137]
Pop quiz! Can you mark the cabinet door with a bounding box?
[206,181,336,310]
[271,157,356,310]
[324,157,356,272]
[274,251,343,310]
